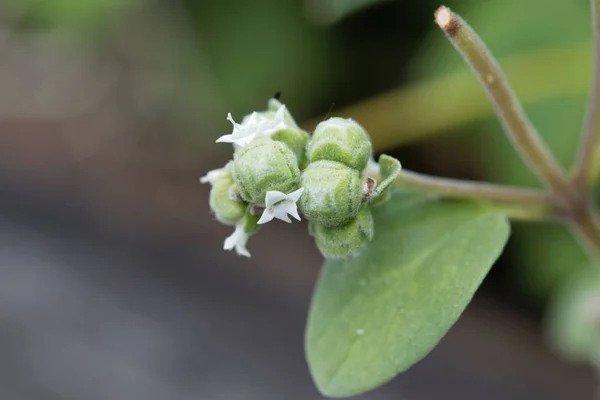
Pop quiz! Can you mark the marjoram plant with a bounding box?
[201,3,600,397]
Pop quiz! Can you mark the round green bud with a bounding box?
[209,170,247,225]
[310,206,374,259]
[307,117,373,171]
[299,160,362,227]
[271,128,310,168]
[232,137,301,206]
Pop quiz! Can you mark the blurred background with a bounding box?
[0,0,598,398]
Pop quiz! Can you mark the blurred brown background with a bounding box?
[0,0,597,398]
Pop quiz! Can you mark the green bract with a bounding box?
[310,205,374,259]
[232,137,301,206]
[300,160,362,227]
[308,117,372,171]
[208,168,247,225]
[367,154,402,206]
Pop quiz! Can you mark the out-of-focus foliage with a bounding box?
[6,0,339,145]
[187,0,332,121]
[546,269,600,365]
[407,0,594,302]
[4,0,142,34]
[328,43,593,152]
[410,0,590,78]
[304,0,391,25]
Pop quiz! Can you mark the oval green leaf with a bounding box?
[305,191,510,397]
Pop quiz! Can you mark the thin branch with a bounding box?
[396,169,556,221]
[570,203,600,262]
[574,0,600,188]
[434,6,573,198]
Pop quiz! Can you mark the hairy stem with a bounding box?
[434,6,573,199]
[574,0,600,188]
[395,169,555,221]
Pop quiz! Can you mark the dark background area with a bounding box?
[0,0,597,398]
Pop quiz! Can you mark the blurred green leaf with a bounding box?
[513,222,591,302]
[305,191,509,397]
[304,0,392,25]
[479,98,585,187]
[329,42,592,152]
[546,268,600,365]
[410,0,590,78]
[6,0,141,34]
[192,0,331,119]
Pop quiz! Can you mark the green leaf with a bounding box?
[546,269,600,366]
[305,191,510,397]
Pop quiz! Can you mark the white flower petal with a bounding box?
[200,167,228,185]
[259,188,304,224]
[274,105,287,121]
[242,112,261,127]
[272,206,292,223]
[223,224,251,257]
[288,206,301,221]
[257,209,275,225]
[227,112,240,127]
[287,187,305,202]
[277,201,300,222]
[215,133,235,143]
[260,106,289,136]
[264,190,288,208]
[217,106,294,148]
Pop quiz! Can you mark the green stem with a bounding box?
[574,0,600,188]
[434,6,574,200]
[569,202,600,262]
[395,169,555,221]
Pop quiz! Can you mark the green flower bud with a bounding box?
[232,137,301,206]
[299,160,362,226]
[209,169,247,225]
[310,206,374,259]
[271,129,310,168]
[307,117,373,171]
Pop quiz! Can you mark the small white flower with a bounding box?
[257,187,304,224]
[199,166,229,185]
[224,222,251,257]
[216,105,289,147]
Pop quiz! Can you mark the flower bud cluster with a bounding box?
[201,99,401,259]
